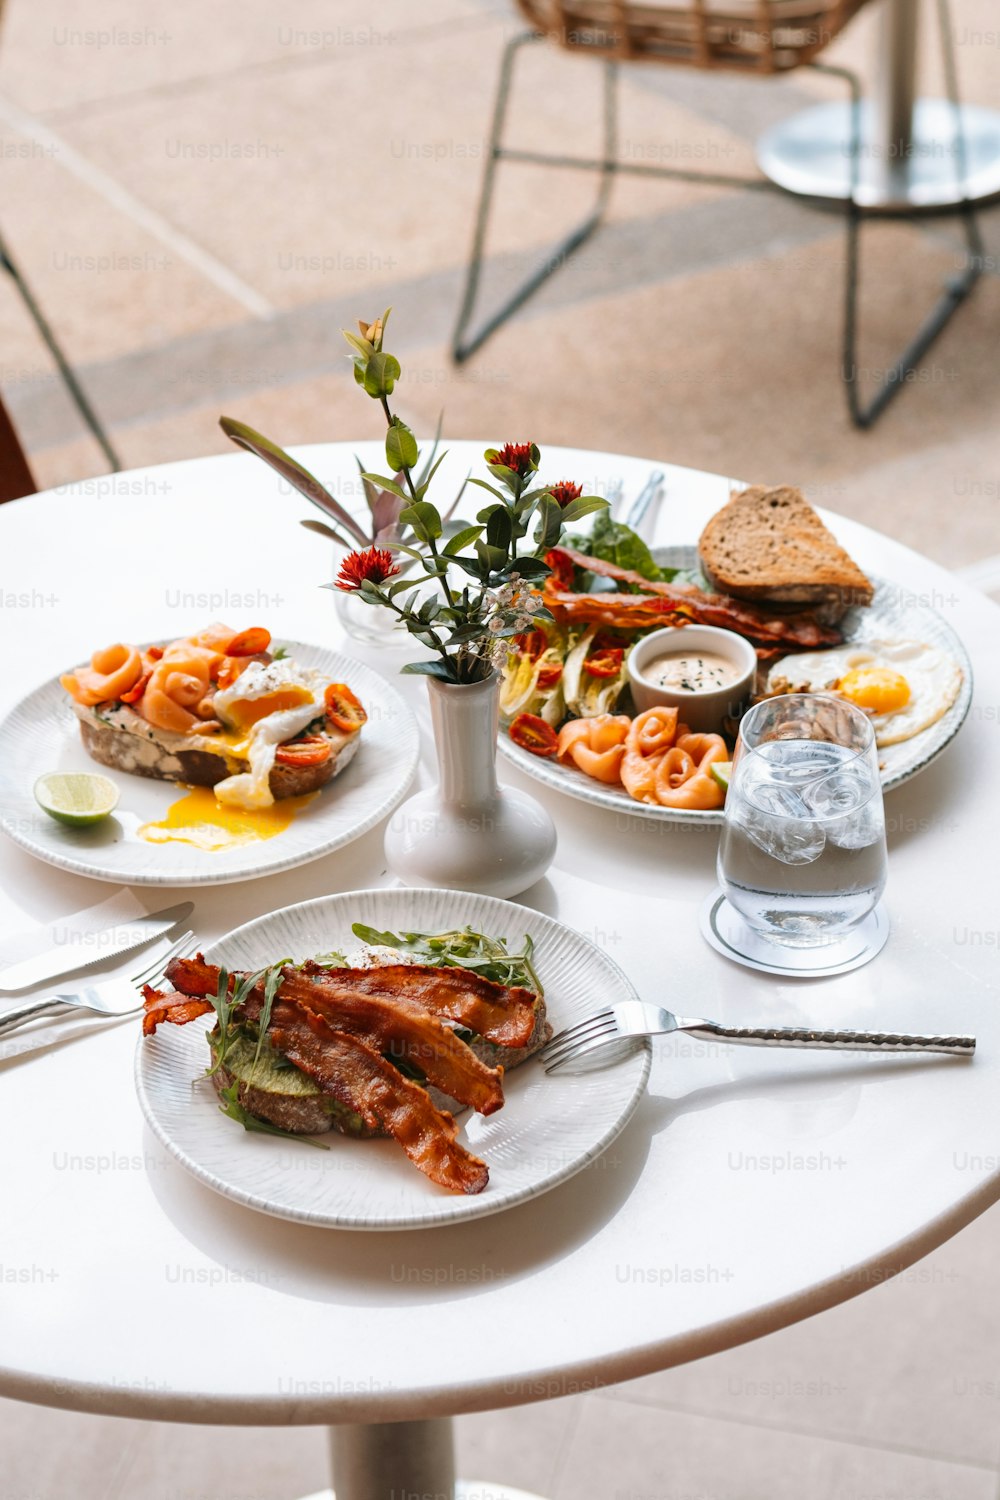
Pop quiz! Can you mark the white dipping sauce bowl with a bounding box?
[627,625,757,733]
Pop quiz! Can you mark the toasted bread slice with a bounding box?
[699,486,873,624]
[68,698,359,800]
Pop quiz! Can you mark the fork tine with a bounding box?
[538,1009,615,1057]
[543,1028,632,1073]
[130,930,197,987]
[540,1014,619,1068]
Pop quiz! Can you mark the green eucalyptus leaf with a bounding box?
[486,506,513,551]
[466,476,508,502]
[363,351,401,398]
[385,417,419,473]
[361,472,408,500]
[342,330,374,359]
[443,524,484,555]
[399,501,442,543]
[558,495,610,525]
[400,658,458,681]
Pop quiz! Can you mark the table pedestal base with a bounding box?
[299,1417,553,1500]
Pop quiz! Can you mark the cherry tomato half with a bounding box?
[536,664,563,690]
[509,712,559,757]
[583,647,624,678]
[120,671,151,705]
[274,736,333,768]
[225,627,272,657]
[325,682,368,734]
[513,629,547,662]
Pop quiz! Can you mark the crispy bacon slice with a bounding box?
[299,962,539,1046]
[269,1004,489,1194]
[165,955,538,1049]
[544,546,842,648]
[141,983,213,1036]
[274,970,505,1115]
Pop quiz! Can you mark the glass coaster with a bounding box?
[700,888,889,977]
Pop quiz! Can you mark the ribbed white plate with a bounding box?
[498,548,973,827]
[0,643,418,886]
[135,888,652,1230]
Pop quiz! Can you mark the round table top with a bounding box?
[1,442,997,1426]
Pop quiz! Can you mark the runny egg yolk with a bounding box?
[221,686,315,733]
[838,666,911,714]
[137,785,317,851]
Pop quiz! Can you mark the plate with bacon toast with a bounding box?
[135,887,652,1229]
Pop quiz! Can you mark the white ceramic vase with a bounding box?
[384,671,557,899]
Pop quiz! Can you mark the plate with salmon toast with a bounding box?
[0,629,419,885]
[134,887,652,1230]
[498,488,972,826]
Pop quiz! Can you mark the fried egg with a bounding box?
[212,659,328,809]
[766,637,963,747]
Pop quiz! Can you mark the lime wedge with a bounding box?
[709,762,732,793]
[34,772,120,827]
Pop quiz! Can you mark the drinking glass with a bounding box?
[717,693,887,947]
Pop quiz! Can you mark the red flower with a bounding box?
[335,546,401,592]
[493,442,535,478]
[549,480,582,508]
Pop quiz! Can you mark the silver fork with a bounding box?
[0,929,198,1037]
[622,469,665,535]
[539,1000,976,1073]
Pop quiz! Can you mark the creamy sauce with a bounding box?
[644,650,740,693]
[138,785,318,851]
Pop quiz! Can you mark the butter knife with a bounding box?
[0,901,194,994]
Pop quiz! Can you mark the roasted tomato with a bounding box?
[536,663,563,690]
[225,627,272,657]
[325,682,367,733]
[583,647,624,678]
[513,629,547,661]
[120,671,151,705]
[509,712,559,757]
[274,735,333,767]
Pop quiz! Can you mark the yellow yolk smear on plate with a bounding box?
[137,785,318,851]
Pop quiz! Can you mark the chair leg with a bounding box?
[0,227,121,471]
[451,30,618,364]
[0,391,36,503]
[823,0,984,430]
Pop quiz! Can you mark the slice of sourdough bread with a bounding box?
[70,699,358,799]
[698,486,873,623]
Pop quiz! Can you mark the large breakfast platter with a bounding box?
[498,487,972,826]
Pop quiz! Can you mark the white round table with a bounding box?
[1,444,998,1500]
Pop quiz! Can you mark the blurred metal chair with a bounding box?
[452,0,984,429]
[0,391,35,502]
[0,0,120,474]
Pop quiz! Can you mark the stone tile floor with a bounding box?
[1,1,1000,1495]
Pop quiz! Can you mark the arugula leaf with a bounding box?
[252,964,285,1074]
[349,923,542,997]
[217,1083,330,1150]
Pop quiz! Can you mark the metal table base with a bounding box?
[300,1418,552,1500]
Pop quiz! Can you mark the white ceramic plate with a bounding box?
[0,643,418,886]
[134,887,652,1230]
[498,548,974,827]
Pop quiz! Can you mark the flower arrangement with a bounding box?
[220,310,607,685]
[330,311,607,684]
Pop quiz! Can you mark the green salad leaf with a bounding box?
[573,511,677,587]
[349,923,543,997]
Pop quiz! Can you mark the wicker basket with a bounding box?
[514,0,869,72]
